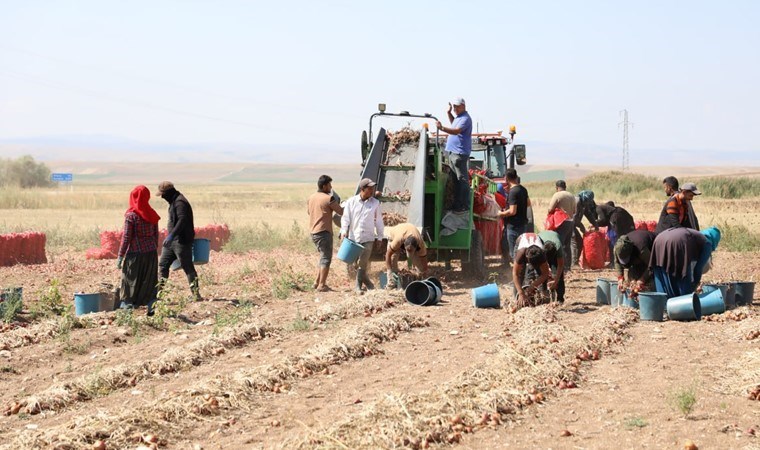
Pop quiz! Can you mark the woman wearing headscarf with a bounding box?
[117,185,161,311]
[649,226,721,298]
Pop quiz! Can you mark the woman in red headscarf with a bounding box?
[117,185,161,312]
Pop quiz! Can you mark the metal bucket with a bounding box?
[638,292,667,321]
[666,292,702,321]
[472,283,500,308]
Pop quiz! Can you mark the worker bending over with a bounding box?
[384,223,428,289]
[512,232,551,309]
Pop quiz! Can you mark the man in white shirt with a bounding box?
[340,178,384,293]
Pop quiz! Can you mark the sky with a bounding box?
[1,0,759,166]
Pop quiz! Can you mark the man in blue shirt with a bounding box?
[437,97,473,212]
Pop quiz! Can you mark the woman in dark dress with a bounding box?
[117,185,160,311]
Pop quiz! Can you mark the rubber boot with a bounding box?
[355,269,365,294]
[362,271,375,290]
[188,275,202,301]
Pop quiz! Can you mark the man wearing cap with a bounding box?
[547,180,576,268]
[156,181,201,301]
[655,182,701,234]
[436,97,473,212]
[661,176,700,231]
[613,229,656,297]
[384,222,428,288]
[308,175,344,292]
[340,178,384,293]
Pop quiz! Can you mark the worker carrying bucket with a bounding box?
[340,178,384,294]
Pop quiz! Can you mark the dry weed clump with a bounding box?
[713,349,760,398]
[6,320,276,416]
[0,311,100,350]
[5,312,427,450]
[306,290,403,323]
[287,306,639,449]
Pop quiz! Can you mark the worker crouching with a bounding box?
[384,223,429,289]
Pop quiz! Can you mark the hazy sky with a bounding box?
[1,1,759,165]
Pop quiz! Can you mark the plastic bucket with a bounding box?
[621,291,639,309]
[472,283,500,308]
[74,293,103,316]
[698,288,725,316]
[733,281,755,306]
[379,272,388,289]
[337,239,365,264]
[404,280,437,306]
[193,238,210,265]
[596,278,611,305]
[666,292,702,321]
[425,281,442,305]
[426,277,443,293]
[638,292,667,321]
[609,281,620,308]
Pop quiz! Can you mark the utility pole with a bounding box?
[619,110,632,171]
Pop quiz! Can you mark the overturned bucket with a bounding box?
[732,281,755,306]
[666,292,702,321]
[337,239,365,264]
[638,292,667,321]
[405,280,438,306]
[698,288,725,316]
[472,283,500,308]
[702,284,731,309]
[596,278,611,305]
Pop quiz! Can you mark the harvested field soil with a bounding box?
[0,246,758,450]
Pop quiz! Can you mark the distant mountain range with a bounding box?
[1,133,758,166]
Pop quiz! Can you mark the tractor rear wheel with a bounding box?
[463,229,486,281]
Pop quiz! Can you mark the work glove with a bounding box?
[116,256,124,269]
[162,233,174,248]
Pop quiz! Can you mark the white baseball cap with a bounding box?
[451,97,465,106]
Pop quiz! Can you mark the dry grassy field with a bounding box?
[0,176,758,449]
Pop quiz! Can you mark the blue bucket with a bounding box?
[621,291,639,309]
[193,238,210,265]
[733,281,755,306]
[609,281,620,308]
[666,292,702,321]
[379,272,388,289]
[698,288,725,316]
[596,278,611,305]
[405,280,438,306]
[472,283,500,308]
[638,292,667,321]
[337,239,365,264]
[74,293,103,316]
[702,284,729,307]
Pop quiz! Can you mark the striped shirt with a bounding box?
[118,212,159,257]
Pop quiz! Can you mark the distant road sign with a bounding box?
[51,173,73,182]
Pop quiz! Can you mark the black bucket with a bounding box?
[405,280,438,306]
[733,281,756,306]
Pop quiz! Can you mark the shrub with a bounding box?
[714,222,760,252]
[0,155,53,188]
[695,177,760,199]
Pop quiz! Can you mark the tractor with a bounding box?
[354,104,527,280]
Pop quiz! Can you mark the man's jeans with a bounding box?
[506,223,526,260]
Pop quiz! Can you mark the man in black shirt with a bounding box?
[157,181,201,302]
[498,169,529,262]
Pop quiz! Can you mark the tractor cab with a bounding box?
[436,126,526,183]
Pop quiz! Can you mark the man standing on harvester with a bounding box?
[340,178,384,294]
[436,97,472,213]
[157,181,201,301]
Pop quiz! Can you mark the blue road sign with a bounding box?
[51,173,73,182]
